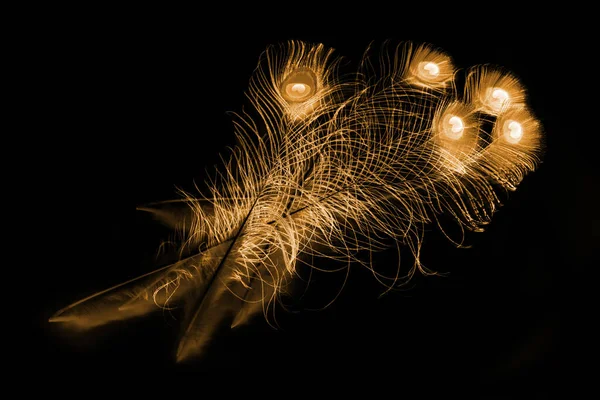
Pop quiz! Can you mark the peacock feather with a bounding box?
[50,40,544,363]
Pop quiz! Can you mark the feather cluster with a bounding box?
[50,40,543,362]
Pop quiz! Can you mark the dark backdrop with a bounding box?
[37,11,594,395]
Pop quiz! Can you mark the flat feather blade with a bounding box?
[49,240,232,330]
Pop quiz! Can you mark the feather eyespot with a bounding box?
[417,61,441,80]
[405,44,455,88]
[441,114,465,140]
[281,68,317,103]
[485,87,511,113]
[502,119,524,144]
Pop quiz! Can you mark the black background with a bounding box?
[37,8,595,395]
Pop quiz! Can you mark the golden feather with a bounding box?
[50,39,544,363]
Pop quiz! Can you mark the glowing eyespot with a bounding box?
[281,69,317,103]
[442,115,465,140]
[290,83,307,94]
[406,45,455,88]
[486,87,510,112]
[465,67,527,116]
[448,116,464,134]
[503,119,524,143]
[417,61,442,81]
[284,81,312,100]
[421,62,440,77]
[285,82,312,101]
[493,88,509,102]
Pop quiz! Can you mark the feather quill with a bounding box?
[50,40,544,363]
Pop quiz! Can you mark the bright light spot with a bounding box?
[503,119,523,143]
[493,88,509,102]
[443,115,464,140]
[417,61,442,82]
[423,62,440,77]
[449,116,463,133]
[281,69,317,104]
[487,87,510,112]
[508,121,522,139]
[284,82,312,101]
[291,83,307,94]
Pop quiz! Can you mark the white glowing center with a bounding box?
[489,88,510,111]
[444,115,464,140]
[284,82,312,101]
[492,88,509,101]
[423,62,440,77]
[449,116,463,133]
[503,119,523,143]
[291,83,307,94]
